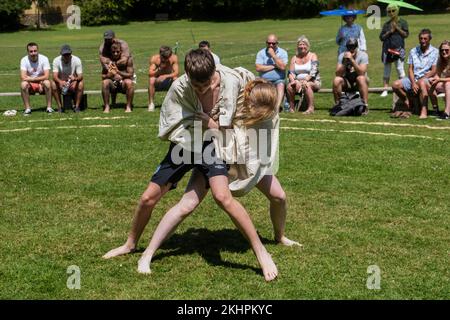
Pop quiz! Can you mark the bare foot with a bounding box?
[125,107,132,113]
[137,254,152,274]
[103,106,110,113]
[419,113,428,119]
[102,244,135,259]
[278,236,303,248]
[257,248,278,282]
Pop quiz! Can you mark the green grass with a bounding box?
[0,16,449,299]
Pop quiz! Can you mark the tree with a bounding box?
[0,0,32,31]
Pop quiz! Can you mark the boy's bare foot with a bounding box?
[102,244,135,259]
[137,254,152,274]
[257,248,278,282]
[278,236,303,248]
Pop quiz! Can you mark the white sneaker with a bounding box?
[46,107,55,113]
[148,102,155,112]
[380,90,388,98]
[23,108,32,116]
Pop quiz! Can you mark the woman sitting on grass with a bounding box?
[136,78,301,276]
[286,36,321,114]
[429,40,450,120]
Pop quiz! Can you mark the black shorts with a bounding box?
[150,142,228,190]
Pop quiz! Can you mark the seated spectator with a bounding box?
[20,42,53,115]
[148,46,179,111]
[99,30,130,71]
[101,43,134,113]
[336,14,367,56]
[286,36,321,114]
[392,29,438,119]
[255,34,288,111]
[51,44,84,112]
[429,40,450,120]
[332,38,369,110]
[198,40,221,65]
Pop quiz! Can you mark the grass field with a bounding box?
[0,15,449,299]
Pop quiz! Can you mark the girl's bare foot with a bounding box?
[102,244,135,259]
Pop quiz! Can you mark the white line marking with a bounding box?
[281,126,445,141]
[280,118,450,130]
[0,122,443,141]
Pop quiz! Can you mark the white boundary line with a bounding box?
[280,118,450,131]
[0,122,444,141]
[281,126,445,141]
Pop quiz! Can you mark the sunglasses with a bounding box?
[266,41,278,45]
[441,49,450,53]
[387,10,397,13]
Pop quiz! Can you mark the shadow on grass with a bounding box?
[150,227,275,276]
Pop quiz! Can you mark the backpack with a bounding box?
[330,92,367,116]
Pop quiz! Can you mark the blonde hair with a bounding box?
[296,35,310,54]
[234,79,278,127]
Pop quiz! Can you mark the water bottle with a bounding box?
[62,79,72,95]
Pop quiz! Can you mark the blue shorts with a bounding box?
[150,142,228,190]
[269,79,286,86]
[401,77,430,93]
[155,77,173,91]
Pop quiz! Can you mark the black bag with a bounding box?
[330,92,367,116]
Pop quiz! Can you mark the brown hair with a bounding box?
[234,79,278,127]
[184,49,216,83]
[437,40,450,75]
[111,43,121,52]
[160,46,172,59]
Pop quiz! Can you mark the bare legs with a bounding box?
[256,175,301,247]
[137,173,300,280]
[102,182,172,259]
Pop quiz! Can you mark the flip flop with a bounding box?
[390,111,403,118]
[302,109,314,115]
[400,112,411,119]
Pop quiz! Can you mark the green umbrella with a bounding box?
[377,0,423,11]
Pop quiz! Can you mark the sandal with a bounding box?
[400,111,411,119]
[390,111,403,118]
[302,109,314,115]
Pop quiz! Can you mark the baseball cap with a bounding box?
[104,30,115,39]
[60,44,72,55]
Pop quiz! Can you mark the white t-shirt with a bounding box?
[52,55,83,80]
[20,54,50,78]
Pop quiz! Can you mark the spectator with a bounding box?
[429,40,450,120]
[379,4,409,98]
[101,43,134,113]
[286,36,321,114]
[336,14,367,56]
[333,38,369,109]
[198,40,221,65]
[20,42,53,115]
[99,30,130,72]
[148,46,179,112]
[392,29,438,119]
[51,44,84,112]
[255,34,288,110]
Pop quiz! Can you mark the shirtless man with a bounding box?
[148,46,179,111]
[101,43,134,113]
